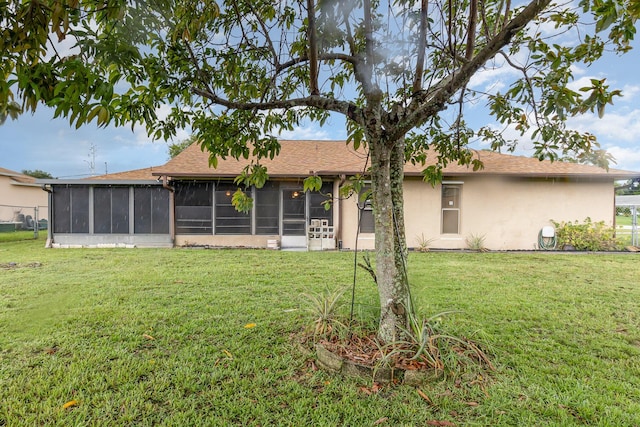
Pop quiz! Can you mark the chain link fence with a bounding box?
[615,204,638,247]
[0,204,48,238]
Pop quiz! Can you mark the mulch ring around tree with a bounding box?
[312,333,495,387]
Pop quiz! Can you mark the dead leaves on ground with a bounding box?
[359,382,383,395]
[426,421,456,426]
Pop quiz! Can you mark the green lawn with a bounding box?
[0,230,40,243]
[1,240,639,426]
[616,215,634,227]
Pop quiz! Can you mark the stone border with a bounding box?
[315,343,441,386]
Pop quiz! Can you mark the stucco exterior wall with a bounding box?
[339,176,615,251]
[454,176,614,250]
[0,175,48,222]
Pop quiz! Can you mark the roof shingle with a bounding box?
[151,140,637,179]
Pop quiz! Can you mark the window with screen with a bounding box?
[215,183,251,234]
[309,183,333,226]
[134,187,170,234]
[53,185,90,233]
[358,186,374,233]
[254,182,279,235]
[175,182,213,234]
[94,187,130,234]
[441,184,461,234]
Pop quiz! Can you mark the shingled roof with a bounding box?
[0,167,38,186]
[151,140,637,180]
[87,166,159,181]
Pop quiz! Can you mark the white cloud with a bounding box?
[567,75,603,92]
[278,125,333,140]
[605,146,640,172]
[619,84,640,103]
[568,109,640,143]
[155,104,173,121]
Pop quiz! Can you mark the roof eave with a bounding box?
[37,179,163,185]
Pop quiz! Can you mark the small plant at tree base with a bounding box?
[552,217,621,251]
[302,287,348,339]
[397,308,494,376]
[466,233,488,252]
[415,234,436,252]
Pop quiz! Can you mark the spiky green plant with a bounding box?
[303,287,348,338]
[415,233,436,252]
[466,233,488,252]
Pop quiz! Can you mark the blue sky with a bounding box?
[1,32,639,178]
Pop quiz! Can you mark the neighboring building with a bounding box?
[0,167,48,229]
[40,140,638,250]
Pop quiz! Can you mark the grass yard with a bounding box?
[0,230,40,243]
[616,215,633,227]
[1,239,639,426]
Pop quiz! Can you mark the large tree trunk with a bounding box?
[370,137,411,343]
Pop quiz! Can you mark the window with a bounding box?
[94,187,130,234]
[309,183,333,226]
[254,182,279,235]
[53,185,89,233]
[175,182,213,234]
[134,187,170,234]
[441,184,461,234]
[358,186,374,233]
[215,183,251,234]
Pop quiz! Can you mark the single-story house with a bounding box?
[0,167,48,230]
[40,140,638,250]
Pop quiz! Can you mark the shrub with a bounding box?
[551,217,621,251]
[466,233,488,252]
[415,233,435,252]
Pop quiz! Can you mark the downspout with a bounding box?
[161,175,176,246]
[42,185,53,248]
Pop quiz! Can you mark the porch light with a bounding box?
[292,191,299,198]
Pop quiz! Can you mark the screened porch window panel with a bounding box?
[93,187,129,234]
[134,187,170,234]
[255,183,279,235]
[215,184,251,234]
[53,187,71,233]
[175,182,213,234]
[150,188,170,234]
[70,186,90,233]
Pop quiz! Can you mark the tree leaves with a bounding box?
[0,0,635,184]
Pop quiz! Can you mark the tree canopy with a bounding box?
[1,0,637,341]
[168,134,197,159]
[21,169,53,179]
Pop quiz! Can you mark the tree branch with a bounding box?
[276,53,358,73]
[360,0,379,97]
[413,0,429,93]
[497,50,542,128]
[191,87,364,125]
[307,0,319,95]
[465,0,478,60]
[389,0,552,140]
[247,2,280,71]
